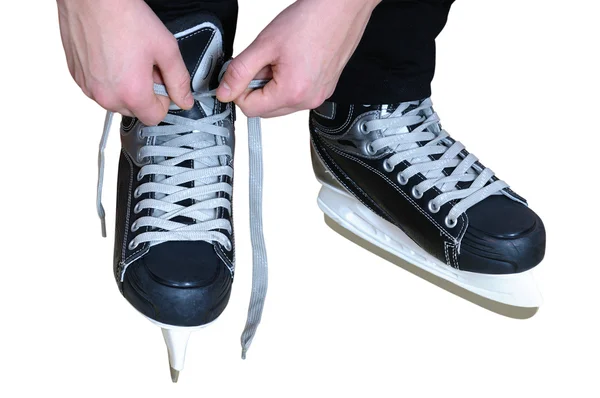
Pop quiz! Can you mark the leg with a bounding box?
[145,0,239,58]
[330,0,454,103]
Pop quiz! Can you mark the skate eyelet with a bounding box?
[136,171,143,181]
[383,159,394,172]
[445,216,458,228]
[397,174,408,185]
[128,240,138,250]
[360,121,369,134]
[136,152,143,162]
[428,201,440,213]
[224,240,232,251]
[366,143,376,155]
[134,188,141,198]
[134,203,142,214]
[137,129,144,140]
[131,221,139,232]
[411,187,423,199]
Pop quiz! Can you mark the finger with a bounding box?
[152,66,174,112]
[234,78,289,117]
[155,38,194,110]
[116,108,134,118]
[124,77,169,126]
[217,38,276,103]
[255,106,298,119]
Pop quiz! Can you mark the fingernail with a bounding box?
[220,82,231,98]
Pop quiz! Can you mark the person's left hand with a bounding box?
[216,0,381,118]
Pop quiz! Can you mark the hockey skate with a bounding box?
[310,100,545,316]
[96,15,268,382]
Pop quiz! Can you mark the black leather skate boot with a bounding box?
[310,99,546,309]
[97,14,237,382]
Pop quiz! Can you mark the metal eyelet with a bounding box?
[428,201,440,214]
[137,129,144,140]
[136,152,144,163]
[360,121,369,134]
[411,186,423,199]
[224,240,232,251]
[445,216,458,228]
[136,171,143,182]
[134,203,142,214]
[366,143,376,155]
[134,188,141,198]
[397,174,408,185]
[128,240,138,250]
[131,221,139,232]
[383,159,394,173]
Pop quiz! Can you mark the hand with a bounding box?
[216,0,381,118]
[57,0,194,125]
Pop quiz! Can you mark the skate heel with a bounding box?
[161,328,192,383]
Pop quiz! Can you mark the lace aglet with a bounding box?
[100,217,107,238]
[241,347,247,360]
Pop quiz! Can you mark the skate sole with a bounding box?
[317,184,542,319]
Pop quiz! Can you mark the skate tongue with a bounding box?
[165,18,225,118]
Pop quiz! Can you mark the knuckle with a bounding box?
[81,85,92,99]
[307,97,325,110]
[175,72,190,90]
[238,104,258,118]
[308,90,328,109]
[118,80,144,107]
[227,59,250,83]
[289,82,310,104]
[91,86,117,110]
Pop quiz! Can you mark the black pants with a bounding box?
[145,0,454,103]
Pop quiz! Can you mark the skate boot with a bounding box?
[310,99,545,311]
[95,14,269,382]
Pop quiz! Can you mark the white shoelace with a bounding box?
[96,75,268,359]
[365,98,508,226]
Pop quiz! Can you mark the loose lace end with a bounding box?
[100,216,107,238]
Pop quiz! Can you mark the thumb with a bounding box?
[217,39,275,103]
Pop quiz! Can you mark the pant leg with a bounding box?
[145,0,238,58]
[330,0,455,104]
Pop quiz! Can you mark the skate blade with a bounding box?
[146,317,210,383]
[318,186,542,319]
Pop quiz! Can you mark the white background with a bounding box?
[1,0,599,396]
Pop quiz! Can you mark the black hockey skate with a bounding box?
[310,99,545,311]
[95,14,269,382]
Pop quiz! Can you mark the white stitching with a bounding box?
[313,103,336,119]
[177,27,215,83]
[121,150,134,263]
[311,138,396,222]
[444,242,451,266]
[123,151,148,264]
[326,143,458,242]
[315,105,354,134]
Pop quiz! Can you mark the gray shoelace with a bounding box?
[365,98,508,227]
[96,75,268,359]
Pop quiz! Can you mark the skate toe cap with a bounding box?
[142,241,225,288]
[122,242,232,327]
[459,196,546,274]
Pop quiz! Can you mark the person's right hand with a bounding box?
[57,0,194,125]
